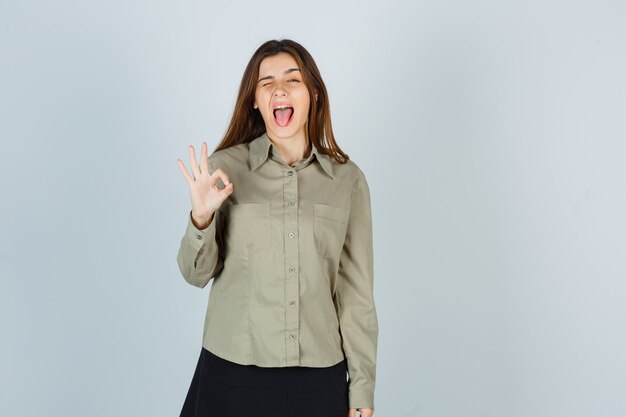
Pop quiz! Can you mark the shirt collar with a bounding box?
[248,131,334,179]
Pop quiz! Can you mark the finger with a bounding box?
[188,145,201,180]
[199,141,209,175]
[211,168,231,186]
[217,182,234,201]
[176,159,194,185]
[348,408,357,417]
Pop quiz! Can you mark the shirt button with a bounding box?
[196,234,203,240]
[289,334,296,339]
[288,232,295,238]
[288,201,295,206]
[289,266,295,272]
[289,301,296,306]
[287,170,294,176]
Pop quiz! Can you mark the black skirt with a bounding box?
[180,347,349,417]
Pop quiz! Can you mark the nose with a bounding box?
[273,80,288,97]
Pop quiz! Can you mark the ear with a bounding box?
[253,100,258,109]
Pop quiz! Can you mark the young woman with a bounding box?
[175,39,378,417]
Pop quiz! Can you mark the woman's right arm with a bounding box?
[175,142,233,288]
[177,208,224,288]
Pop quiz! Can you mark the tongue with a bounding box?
[274,108,293,126]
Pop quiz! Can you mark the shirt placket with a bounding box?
[270,147,314,365]
[283,163,300,365]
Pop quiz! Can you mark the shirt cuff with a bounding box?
[184,210,217,251]
[348,387,375,410]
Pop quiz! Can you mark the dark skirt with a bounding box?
[180,347,349,417]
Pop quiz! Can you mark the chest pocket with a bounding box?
[313,203,350,259]
[225,202,272,254]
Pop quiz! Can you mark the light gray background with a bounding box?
[1,1,625,416]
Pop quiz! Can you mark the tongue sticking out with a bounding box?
[274,107,294,127]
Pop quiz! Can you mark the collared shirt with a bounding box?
[176,132,378,409]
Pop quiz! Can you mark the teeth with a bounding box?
[274,105,292,110]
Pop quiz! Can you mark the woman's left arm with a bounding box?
[334,167,379,411]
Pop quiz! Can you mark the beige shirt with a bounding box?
[176,132,378,409]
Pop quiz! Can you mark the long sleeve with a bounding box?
[176,155,226,288]
[176,207,225,288]
[334,168,379,409]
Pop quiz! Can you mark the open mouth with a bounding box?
[273,106,294,127]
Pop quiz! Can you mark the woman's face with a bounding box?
[253,52,315,141]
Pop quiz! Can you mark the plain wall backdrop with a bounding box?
[1,0,625,416]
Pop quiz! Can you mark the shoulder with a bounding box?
[332,158,368,188]
[207,143,249,170]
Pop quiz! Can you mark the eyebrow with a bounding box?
[257,68,301,83]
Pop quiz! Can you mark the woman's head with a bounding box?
[253,51,312,144]
[215,39,349,163]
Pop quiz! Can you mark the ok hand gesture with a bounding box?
[177,142,233,229]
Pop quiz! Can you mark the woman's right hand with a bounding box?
[177,142,234,229]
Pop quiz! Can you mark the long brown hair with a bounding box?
[213,39,349,164]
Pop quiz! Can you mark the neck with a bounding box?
[267,130,310,165]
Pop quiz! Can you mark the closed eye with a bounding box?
[262,79,300,87]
